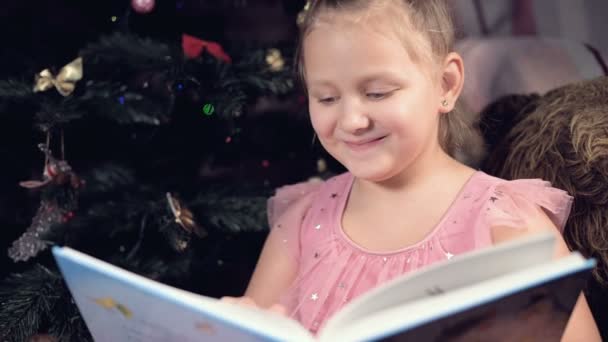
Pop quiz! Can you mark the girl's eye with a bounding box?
[367,92,389,100]
[318,97,337,104]
[317,91,392,104]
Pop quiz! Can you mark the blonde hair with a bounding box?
[294,0,472,157]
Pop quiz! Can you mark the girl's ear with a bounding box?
[438,52,465,113]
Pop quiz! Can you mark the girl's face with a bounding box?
[303,20,446,182]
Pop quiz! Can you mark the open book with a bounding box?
[52,231,594,342]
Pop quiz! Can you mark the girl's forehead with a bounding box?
[305,18,404,51]
[302,28,439,86]
[304,34,415,85]
[309,1,410,33]
[303,13,440,76]
[304,8,425,60]
[303,20,414,67]
[309,8,402,36]
[312,1,403,25]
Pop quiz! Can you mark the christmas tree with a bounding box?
[0,1,335,340]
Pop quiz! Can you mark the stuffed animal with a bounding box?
[479,76,608,338]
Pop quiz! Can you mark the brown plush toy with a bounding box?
[479,76,608,338]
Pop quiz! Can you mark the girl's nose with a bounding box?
[338,99,372,134]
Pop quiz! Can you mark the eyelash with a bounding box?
[318,92,391,104]
[367,92,388,100]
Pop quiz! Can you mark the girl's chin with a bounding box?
[346,164,399,183]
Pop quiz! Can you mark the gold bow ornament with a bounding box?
[33,57,83,96]
[266,48,285,72]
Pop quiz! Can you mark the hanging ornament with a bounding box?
[33,57,83,96]
[182,34,232,63]
[7,200,69,262]
[164,193,207,252]
[266,49,285,72]
[131,0,155,14]
[166,193,206,238]
[9,140,83,262]
[19,142,84,190]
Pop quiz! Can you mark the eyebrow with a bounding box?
[308,71,403,87]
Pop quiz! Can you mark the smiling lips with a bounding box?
[344,135,388,151]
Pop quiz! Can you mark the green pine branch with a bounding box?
[80,32,174,74]
[0,265,64,342]
[0,79,33,100]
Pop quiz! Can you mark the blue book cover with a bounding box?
[52,246,309,342]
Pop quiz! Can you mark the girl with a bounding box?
[224,0,600,340]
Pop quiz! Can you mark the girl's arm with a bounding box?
[491,206,601,342]
[224,183,319,310]
[243,225,299,309]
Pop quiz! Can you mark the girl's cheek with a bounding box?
[309,109,331,131]
[311,119,331,138]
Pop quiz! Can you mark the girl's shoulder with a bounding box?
[470,171,572,207]
[266,173,351,263]
[466,171,573,233]
[267,172,351,230]
[436,170,573,253]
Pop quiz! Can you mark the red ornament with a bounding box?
[182,34,232,63]
[131,0,155,14]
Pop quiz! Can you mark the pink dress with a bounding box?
[266,171,573,334]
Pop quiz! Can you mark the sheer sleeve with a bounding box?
[482,179,573,233]
[267,179,323,263]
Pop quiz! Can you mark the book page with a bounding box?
[319,232,556,338]
[53,247,314,342]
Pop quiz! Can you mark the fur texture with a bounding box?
[481,76,608,285]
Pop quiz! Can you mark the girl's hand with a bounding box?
[220,296,287,316]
